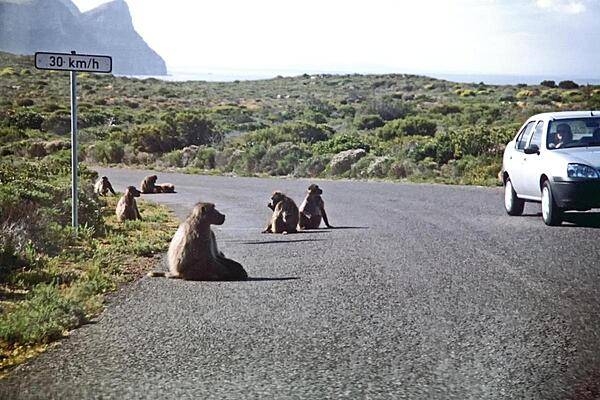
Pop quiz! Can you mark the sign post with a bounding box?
[35,51,112,230]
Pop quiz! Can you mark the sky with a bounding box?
[71,0,600,80]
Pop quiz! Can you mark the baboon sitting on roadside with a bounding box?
[94,176,116,196]
[299,184,332,229]
[148,202,248,280]
[115,186,142,222]
[262,191,299,234]
[140,175,158,194]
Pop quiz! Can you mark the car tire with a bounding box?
[504,177,525,216]
[541,180,562,226]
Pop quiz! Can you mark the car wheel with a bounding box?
[504,178,524,216]
[541,180,562,226]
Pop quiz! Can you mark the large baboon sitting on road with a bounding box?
[148,202,248,281]
[299,184,332,229]
[262,191,299,234]
[140,175,158,194]
[115,186,142,222]
[94,176,116,196]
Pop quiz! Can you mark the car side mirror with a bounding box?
[524,144,540,154]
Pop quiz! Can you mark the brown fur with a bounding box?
[115,186,142,222]
[140,175,158,194]
[94,176,116,196]
[262,191,299,234]
[299,184,332,229]
[154,183,176,193]
[148,202,247,281]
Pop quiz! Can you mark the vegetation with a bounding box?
[0,139,177,376]
[3,52,599,187]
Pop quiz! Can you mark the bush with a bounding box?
[85,140,125,164]
[540,80,556,88]
[258,142,311,176]
[356,114,384,130]
[558,80,579,89]
[0,283,86,345]
[313,134,370,155]
[7,109,44,130]
[16,98,34,107]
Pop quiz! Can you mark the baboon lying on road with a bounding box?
[94,176,116,196]
[262,191,299,234]
[299,184,332,229]
[148,202,247,281]
[140,175,158,194]
[154,183,176,193]
[115,186,142,222]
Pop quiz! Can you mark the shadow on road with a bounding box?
[522,210,600,228]
[240,239,326,245]
[246,277,300,282]
[561,212,600,228]
[325,226,369,230]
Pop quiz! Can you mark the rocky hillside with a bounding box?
[0,0,166,75]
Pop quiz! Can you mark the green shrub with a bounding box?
[313,134,370,155]
[355,114,384,130]
[16,98,34,107]
[85,140,125,164]
[7,110,44,130]
[258,142,311,176]
[0,283,86,345]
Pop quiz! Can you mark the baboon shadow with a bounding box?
[241,239,326,245]
[325,225,369,230]
[246,277,300,282]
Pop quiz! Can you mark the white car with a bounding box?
[501,111,600,225]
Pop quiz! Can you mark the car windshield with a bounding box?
[547,118,600,149]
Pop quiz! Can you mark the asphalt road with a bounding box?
[3,167,600,399]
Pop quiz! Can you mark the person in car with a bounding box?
[552,123,572,148]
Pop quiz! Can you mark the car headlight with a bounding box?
[567,163,600,178]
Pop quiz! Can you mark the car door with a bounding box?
[520,120,545,198]
[508,121,536,194]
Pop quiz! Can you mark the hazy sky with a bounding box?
[72,0,600,78]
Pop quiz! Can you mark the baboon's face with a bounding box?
[150,175,158,183]
[308,184,322,195]
[126,186,141,197]
[102,176,109,183]
[194,202,226,225]
[268,192,285,210]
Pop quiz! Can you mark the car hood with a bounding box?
[560,147,600,168]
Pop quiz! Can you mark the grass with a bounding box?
[0,196,179,377]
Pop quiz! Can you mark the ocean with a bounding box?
[127,67,600,86]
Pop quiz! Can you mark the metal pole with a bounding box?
[70,51,78,230]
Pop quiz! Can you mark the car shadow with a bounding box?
[561,212,600,228]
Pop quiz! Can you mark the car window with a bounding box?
[516,121,535,150]
[529,121,544,148]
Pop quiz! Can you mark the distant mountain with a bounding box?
[0,0,167,75]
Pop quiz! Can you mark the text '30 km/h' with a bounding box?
[35,51,112,73]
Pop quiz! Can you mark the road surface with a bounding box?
[2,167,600,399]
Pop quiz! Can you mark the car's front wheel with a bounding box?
[504,177,524,216]
[541,180,562,226]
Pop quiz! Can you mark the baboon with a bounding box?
[140,175,158,194]
[115,186,142,222]
[148,202,247,280]
[94,176,116,196]
[262,191,299,234]
[299,184,332,229]
[154,183,176,193]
